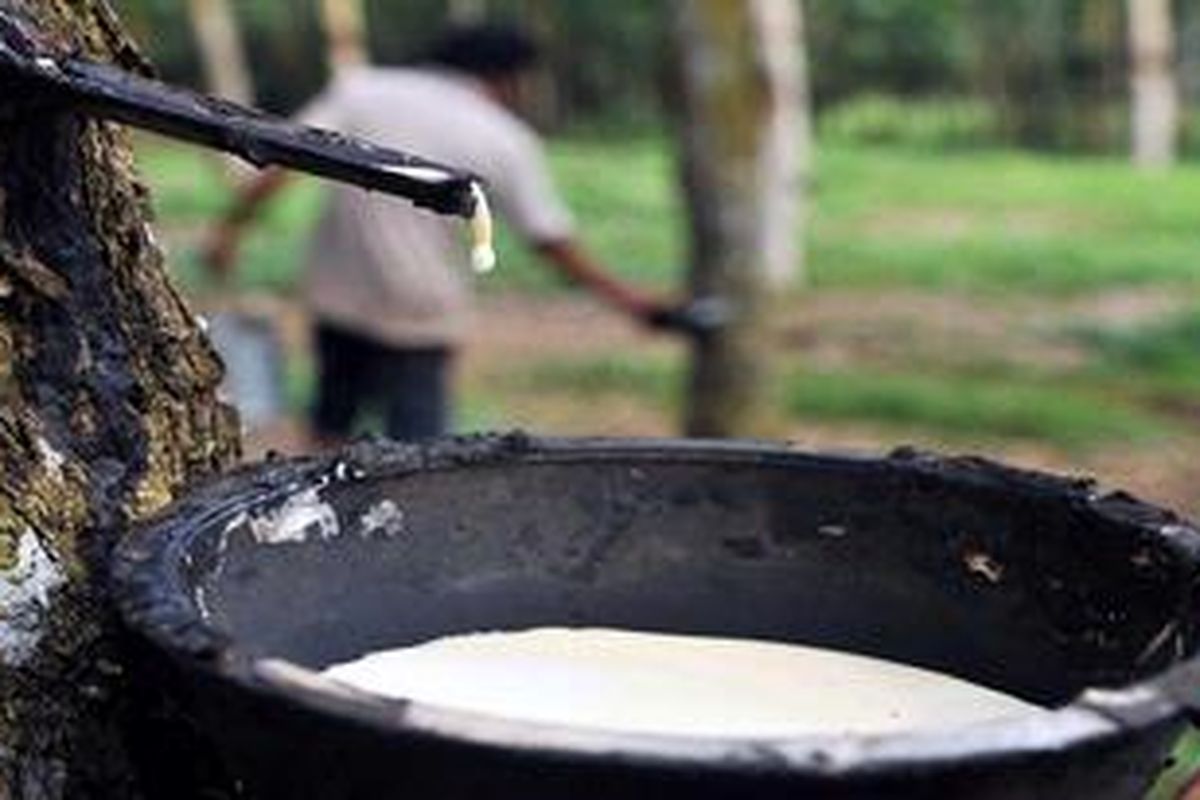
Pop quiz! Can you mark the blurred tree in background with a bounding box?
[1128,0,1180,168]
[321,0,369,72]
[669,0,808,437]
[115,0,1198,154]
[186,0,254,105]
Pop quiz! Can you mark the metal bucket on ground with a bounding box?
[111,435,1200,799]
[206,308,287,430]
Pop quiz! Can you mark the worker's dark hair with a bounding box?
[424,23,541,77]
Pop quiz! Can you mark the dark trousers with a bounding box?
[313,322,452,441]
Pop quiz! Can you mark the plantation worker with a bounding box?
[203,23,673,445]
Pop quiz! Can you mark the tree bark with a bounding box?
[447,0,487,25]
[1129,0,1180,169]
[0,0,240,796]
[319,0,368,74]
[185,0,253,106]
[669,0,807,438]
[185,0,253,182]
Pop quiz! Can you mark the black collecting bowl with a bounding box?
[111,435,1200,799]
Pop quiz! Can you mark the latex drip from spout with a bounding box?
[469,182,497,274]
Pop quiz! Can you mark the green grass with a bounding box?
[137,140,322,293]
[1150,729,1200,799]
[487,137,686,292]
[1075,308,1200,399]
[498,354,1174,451]
[500,354,681,401]
[780,369,1169,449]
[135,135,1200,451]
[137,135,1200,297]
[810,145,1200,293]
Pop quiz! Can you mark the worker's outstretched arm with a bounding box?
[201,167,292,281]
[535,239,672,326]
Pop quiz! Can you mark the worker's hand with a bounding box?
[602,287,674,330]
[200,223,240,285]
[624,294,677,329]
[645,297,732,338]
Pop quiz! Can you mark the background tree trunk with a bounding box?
[185,0,253,182]
[1128,0,1180,169]
[447,0,487,25]
[669,0,807,438]
[186,0,253,106]
[0,0,240,795]
[319,0,368,74]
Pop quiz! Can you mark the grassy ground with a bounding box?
[141,136,1200,296]
[138,135,1200,795]
[137,134,1200,506]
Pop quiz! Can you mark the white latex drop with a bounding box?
[469,183,497,274]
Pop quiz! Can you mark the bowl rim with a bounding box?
[111,434,1200,778]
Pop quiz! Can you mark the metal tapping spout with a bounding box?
[0,8,481,220]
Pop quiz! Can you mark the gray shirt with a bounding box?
[299,67,574,346]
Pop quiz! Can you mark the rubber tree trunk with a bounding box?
[0,0,240,795]
[186,0,253,106]
[669,0,807,438]
[447,0,487,24]
[320,0,368,73]
[1129,0,1180,169]
[186,0,254,182]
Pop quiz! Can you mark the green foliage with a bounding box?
[819,95,1000,150]
[365,0,470,65]
[118,0,666,123]
[533,3,665,125]
[808,0,970,101]
[118,0,1200,156]
[118,0,328,112]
